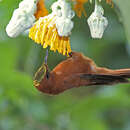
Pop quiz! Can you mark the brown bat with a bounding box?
[33,51,130,95]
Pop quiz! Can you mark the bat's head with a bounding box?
[33,63,49,88]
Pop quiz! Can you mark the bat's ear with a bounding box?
[33,63,49,87]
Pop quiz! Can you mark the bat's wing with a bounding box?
[80,74,130,85]
[111,69,130,78]
[63,73,130,88]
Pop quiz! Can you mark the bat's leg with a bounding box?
[44,49,48,65]
[44,49,50,79]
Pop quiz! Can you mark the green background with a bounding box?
[0,0,130,130]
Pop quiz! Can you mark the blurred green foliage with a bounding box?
[0,0,130,130]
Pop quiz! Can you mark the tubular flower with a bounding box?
[29,0,75,56]
[98,0,113,7]
[34,0,48,19]
[106,0,113,5]
[72,0,88,17]
[6,0,48,38]
[72,0,113,17]
[87,0,108,38]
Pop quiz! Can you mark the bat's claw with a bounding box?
[68,52,73,57]
[68,51,78,57]
[68,51,83,59]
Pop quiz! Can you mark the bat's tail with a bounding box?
[80,74,130,86]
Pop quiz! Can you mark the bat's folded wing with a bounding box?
[63,73,130,88]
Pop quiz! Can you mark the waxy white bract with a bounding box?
[6,0,39,38]
[51,0,75,37]
[87,2,108,38]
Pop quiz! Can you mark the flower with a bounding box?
[106,0,113,6]
[87,0,108,38]
[72,0,88,17]
[34,0,48,19]
[6,0,48,38]
[29,0,75,56]
[72,0,113,17]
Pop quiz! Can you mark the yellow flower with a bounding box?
[29,14,72,56]
[29,0,74,56]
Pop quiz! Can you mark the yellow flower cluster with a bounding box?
[29,15,71,56]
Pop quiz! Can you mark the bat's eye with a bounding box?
[46,71,50,79]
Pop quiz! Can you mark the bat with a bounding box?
[33,51,130,95]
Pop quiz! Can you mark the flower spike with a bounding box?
[29,0,75,56]
[87,0,108,38]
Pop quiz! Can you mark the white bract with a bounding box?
[51,0,75,37]
[87,2,108,38]
[6,0,39,38]
[89,0,102,3]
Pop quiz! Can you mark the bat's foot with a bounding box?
[68,51,83,59]
[68,52,73,57]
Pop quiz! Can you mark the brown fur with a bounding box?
[34,52,130,95]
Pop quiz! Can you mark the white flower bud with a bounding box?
[87,3,108,38]
[51,0,75,37]
[56,17,74,37]
[6,0,39,38]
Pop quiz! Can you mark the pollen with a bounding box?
[29,15,72,56]
[34,0,48,19]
